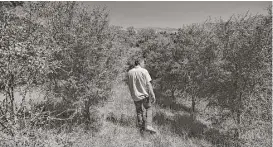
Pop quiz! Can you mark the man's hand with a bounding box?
[147,82,156,104]
[150,96,156,104]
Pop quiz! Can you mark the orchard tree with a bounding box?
[207,11,272,143]
[0,2,59,134]
[172,22,217,119]
[0,2,130,133]
[29,2,130,128]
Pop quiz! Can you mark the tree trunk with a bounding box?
[84,98,91,130]
[191,96,196,120]
[171,89,176,102]
[234,91,243,146]
[10,87,15,122]
[9,74,15,123]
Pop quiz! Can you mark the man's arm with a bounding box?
[143,68,156,103]
[147,81,156,103]
[127,73,133,96]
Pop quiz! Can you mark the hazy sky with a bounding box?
[85,1,271,28]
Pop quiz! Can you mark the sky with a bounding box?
[85,1,271,28]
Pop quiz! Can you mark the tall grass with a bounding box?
[0,83,214,147]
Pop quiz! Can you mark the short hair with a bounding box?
[135,57,145,66]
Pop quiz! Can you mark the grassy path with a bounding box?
[0,83,213,147]
[84,84,212,147]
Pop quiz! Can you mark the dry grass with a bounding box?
[2,83,269,147]
[0,83,213,147]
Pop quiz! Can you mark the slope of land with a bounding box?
[0,83,214,147]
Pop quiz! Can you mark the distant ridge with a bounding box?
[135,27,178,33]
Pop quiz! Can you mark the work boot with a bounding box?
[145,125,157,134]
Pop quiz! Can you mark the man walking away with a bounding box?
[127,57,157,134]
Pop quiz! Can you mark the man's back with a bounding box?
[127,59,157,134]
[127,66,152,101]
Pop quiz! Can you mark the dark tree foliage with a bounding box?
[0,2,131,133]
[136,9,272,146]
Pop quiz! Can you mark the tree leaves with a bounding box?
[138,9,271,144]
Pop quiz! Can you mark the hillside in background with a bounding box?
[135,27,178,33]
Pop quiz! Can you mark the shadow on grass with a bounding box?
[154,90,192,113]
[106,112,136,127]
[154,110,236,147]
[154,90,238,146]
